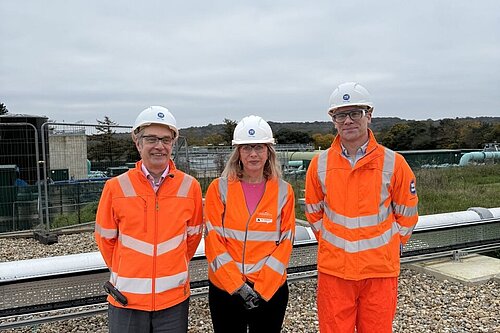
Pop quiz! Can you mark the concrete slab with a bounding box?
[407,254,500,285]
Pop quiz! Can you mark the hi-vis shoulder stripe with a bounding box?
[117,173,135,197]
[117,172,195,197]
[313,147,402,251]
[217,177,290,240]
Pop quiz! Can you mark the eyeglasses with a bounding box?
[331,109,369,123]
[141,135,174,145]
[240,144,267,154]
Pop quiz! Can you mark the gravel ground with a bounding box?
[1,233,499,332]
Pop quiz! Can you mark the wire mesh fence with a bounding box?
[0,117,313,233]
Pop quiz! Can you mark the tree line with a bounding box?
[182,117,500,151]
[85,115,500,165]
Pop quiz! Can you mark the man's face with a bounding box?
[135,124,174,173]
[331,106,372,145]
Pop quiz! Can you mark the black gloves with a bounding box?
[236,283,261,310]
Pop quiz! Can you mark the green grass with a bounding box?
[52,202,98,229]
[288,164,500,220]
[415,164,500,215]
[50,164,500,229]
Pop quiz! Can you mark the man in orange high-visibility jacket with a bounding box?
[305,83,418,333]
[95,106,203,333]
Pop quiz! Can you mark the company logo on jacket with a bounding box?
[410,179,417,195]
[256,211,273,223]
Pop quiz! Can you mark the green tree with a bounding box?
[312,133,335,150]
[222,118,237,145]
[88,116,122,163]
[204,133,224,145]
[434,119,460,149]
[484,123,500,144]
[0,103,8,115]
[95,116,118,135]
[274,128,312,145]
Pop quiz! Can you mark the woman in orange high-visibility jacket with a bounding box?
[95,106,204,333]
[306,82,419,333]
[204,115,295,333]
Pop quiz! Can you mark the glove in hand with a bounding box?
[236,283,260,310]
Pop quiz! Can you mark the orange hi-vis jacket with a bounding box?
[305,130,418,280]
[95,160,204,311]
[204,177,295,301]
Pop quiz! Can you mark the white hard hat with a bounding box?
[328,82,373,115]
[232,115,275,145]
[132,106,178,138]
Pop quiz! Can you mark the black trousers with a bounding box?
[208,281,289,333]
[108,298,189,333]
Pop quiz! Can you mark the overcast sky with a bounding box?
[1,1,499,129]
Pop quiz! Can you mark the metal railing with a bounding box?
[1,215,499,329]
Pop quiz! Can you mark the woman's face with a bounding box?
[238,144,268,175]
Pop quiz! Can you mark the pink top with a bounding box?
[241,180,266,214]
[141,164,170,193]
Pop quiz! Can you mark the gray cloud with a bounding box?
[1,0,499,128]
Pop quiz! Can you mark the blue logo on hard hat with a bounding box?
[248,129,255,136]
[157,112,164,118]
[343,94,350,101]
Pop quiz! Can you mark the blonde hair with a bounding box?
[222,144,282,181]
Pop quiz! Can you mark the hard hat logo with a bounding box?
[328,82,373,115]
[232,115,275,145]
[132,106,178,138]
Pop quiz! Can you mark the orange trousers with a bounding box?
[317,272,398,333]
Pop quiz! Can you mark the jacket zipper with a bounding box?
[241,182,266,278]
[152,193,159,310]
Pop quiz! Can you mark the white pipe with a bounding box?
[459,151,500,166]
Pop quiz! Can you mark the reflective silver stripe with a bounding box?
[276,179,289,236]
[317,150,329,195]
[155,271,188,293]
[177,174,194,198]
[310,219,322,233]
[218,177,228,205]
[321,221,399,253]
[95,224,117,239]
[319,147,397,231]
[205,221,215,232]
[235,257,267,274]
[324,204,392,229]
[392,203,418,217]
[111,272,188,294]
[110,272,118,285]
[115,275,152,294]
[223,228,279,242]
[210,251,234,272]
[279,229,293,243]
[380,148,396,205]
[117,173,136,197]
[306,202,323,214]
[187,225,203,236]
[265,256,286,275]
[119,233,154,256]
[157,233,186,256]
[399,225,415,237]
